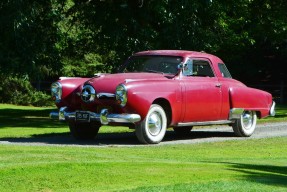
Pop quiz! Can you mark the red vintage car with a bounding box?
[50,50,275,144]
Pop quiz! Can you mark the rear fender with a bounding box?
[229,87,273,118]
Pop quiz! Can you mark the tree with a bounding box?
[1,0,287,87]
[0,0,61,80]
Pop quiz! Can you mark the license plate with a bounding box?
[76,112,90,122]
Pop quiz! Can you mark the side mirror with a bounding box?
[182,59,193,76]
[177,63,183,70]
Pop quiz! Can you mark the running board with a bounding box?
[177,120,233,127]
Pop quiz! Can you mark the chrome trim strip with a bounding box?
[229,108,244,119]
[50,107,141,124]
[177,120,233,127]
[97,93,115,98]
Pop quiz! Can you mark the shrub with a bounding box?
[0,75,53,106]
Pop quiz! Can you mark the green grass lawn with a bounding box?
[0,104,287,192]
[0,138,286,192]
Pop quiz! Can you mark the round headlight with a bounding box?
[81,84,96,103]
[51,82,62,103]
[116,84,127,107]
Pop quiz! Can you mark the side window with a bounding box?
[192,60,215,77]
[218,63,232,78]
[183,59,214,77]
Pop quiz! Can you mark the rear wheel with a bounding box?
[232,110,257,137]
[135,104,167,144]
[69,121,100,140]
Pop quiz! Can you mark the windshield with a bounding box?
[120,55,183,75]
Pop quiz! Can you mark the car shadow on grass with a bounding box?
[0,127,237,146]
[217,162,287,188]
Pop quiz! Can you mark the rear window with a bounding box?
[218,63,232,78]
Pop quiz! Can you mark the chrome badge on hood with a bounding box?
[81,85,96,103]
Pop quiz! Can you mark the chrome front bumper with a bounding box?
[50,107,141,125]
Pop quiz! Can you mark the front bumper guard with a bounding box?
[50,107,141,125]
[269,101,276,116]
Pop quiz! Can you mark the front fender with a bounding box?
[55,78,89,109]
[124,80,182,122]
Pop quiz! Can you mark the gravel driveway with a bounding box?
[0,122,286,147]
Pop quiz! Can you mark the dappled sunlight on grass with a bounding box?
[0,105,59,129]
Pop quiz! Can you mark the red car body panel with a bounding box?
[51,50,274,128]
[56,77,89,109]
[124,78,182,125]
[229,86,273,118]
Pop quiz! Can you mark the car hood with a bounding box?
[85,73,171,93]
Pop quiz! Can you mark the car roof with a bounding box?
[132,50,226,77]
[133,50,214,58]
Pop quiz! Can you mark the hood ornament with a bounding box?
[81,85,96,103]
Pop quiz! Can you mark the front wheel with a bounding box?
[232,110,257,137]
[69,122,100,140]
[135,104,167,144]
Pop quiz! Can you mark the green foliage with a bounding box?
[0,76,53,106]
[0,0,287,84]
[61,53,114,77]
[55,0,287,83]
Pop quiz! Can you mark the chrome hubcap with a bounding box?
[148,112,162,136]
[242,111,253,129]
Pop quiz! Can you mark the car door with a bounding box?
[181,58,222,122]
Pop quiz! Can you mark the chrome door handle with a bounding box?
[215,83,221,87]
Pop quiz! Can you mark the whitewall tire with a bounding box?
[232,110,257,137]
[135,104,167,144]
